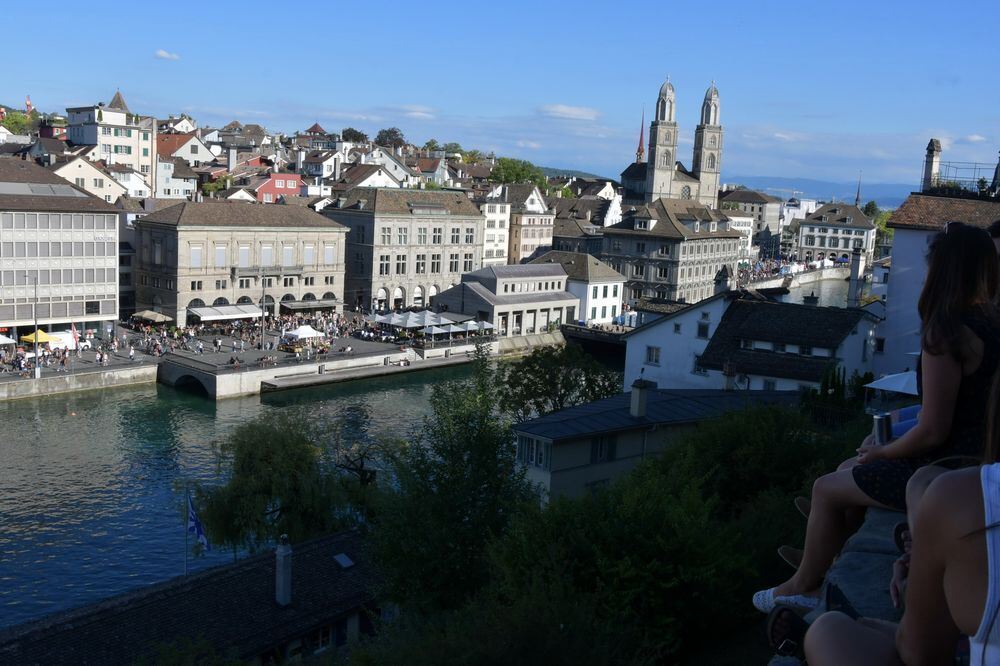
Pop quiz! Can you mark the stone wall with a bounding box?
[0,366,158,402]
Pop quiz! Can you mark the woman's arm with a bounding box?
[873,349,962,460]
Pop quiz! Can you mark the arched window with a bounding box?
[656,98,666,122]
[681,186,692,200]
[236,296,253,304]
[707,154,716,170]
[709,136,717,147]
[188,298,205,308]
[212,297,229,306]
[322,292,336,300]
[660,151,671,167]
[302,293,316,301]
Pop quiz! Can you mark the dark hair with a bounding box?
[989,219,1000,239]
[918,222,999,358]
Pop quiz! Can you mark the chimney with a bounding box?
[296,148,305,173]
[629,378,656,418]
[922,138,942,192]
[333,157,341,180]
[585,210,592,222]
[847,247,862,308]
[336,197,347,208]
[228,146,237,172]
[275,534,292,607]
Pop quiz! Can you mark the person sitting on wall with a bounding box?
[753,222,1000,614]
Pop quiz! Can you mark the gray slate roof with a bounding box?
[0,160,117,213]
[529,250,624,282]
[515,389,798,441]
[0,531,376,665]
[802,203,874,230]
[606,198,741,240]
[331,187,483,217]
[139,201,346,229]
[889,194,1000,232]
[719,189,783,204]
[465,264,566,280]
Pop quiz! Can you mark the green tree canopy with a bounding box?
[422,138,440,152]
[495,344,622,423]
[441,142,463,154]
[490,157,547,190]
[341,127,368,142]
[861,200,880,219]
[374,127,406,148]
[1,110,32,135]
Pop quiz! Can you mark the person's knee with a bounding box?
[804,611,853,662]
[906,465,947,513]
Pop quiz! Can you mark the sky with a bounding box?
[2,1,998,185]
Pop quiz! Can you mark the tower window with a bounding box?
[707,154,716,170]
[681,186,692,200]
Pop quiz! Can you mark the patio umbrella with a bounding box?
[865,371,919,396]
[134,310,173,323]
[444,324,465,335]
[477,321,494,330]
[387,313,407,327]
[20,330,58,344]
[0,334,15,345]
[420,326,445,335]
[286,325,324,339]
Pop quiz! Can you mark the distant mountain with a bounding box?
[539,166,611,181]
[725,176,917,209]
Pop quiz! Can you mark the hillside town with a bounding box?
[2,62,1000,664]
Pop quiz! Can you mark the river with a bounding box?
[0,365,472,630]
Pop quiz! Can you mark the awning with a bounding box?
[133,310,173,323]
[865,371,919,396]
[188,304,263,322]
[280,299,339,311]
[0,334,15,344]
[20,330,58,344]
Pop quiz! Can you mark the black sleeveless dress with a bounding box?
[853,306,1000,510]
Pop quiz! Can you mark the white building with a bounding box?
[781,197,820,227]
[155,133,212,168]
[529,250,624,324]
[50,157,126,203]
[874,193,1000,376]
[0,160,119,339]
[796,203,876,268]
[155,157,197,199]
[106,163,151,198]
[477,198,510,265]
[723,209,755,258]
[624,293,877,392]
[487,184,555,264]
[65,91,156,187]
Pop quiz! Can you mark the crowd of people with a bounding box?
[736,258,806,285]
[756,220,1000,664]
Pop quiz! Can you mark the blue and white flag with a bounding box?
[187,494,210,551]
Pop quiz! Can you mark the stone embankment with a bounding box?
[0,365,158,402]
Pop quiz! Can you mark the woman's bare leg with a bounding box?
[905,465,950,527]
[804,612,903,666]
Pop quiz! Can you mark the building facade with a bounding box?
[530,250,624,324]
[795,203,875,268]
[65,92,157,186]
[51,157,126,203]
[0,160,119,339]
[487,184,554,264]
[322,187,485,311]
[477,198,510,265]
[134,202,347,327]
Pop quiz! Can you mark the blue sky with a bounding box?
[3,1,998,184]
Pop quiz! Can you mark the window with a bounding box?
[397,227,408,245]
[632,264,645,278]
[282,246,295,267]
[645,345,661,365]
[263,193,273,203]
[590,435,616,463]
[324,275,335,285]
[763,379,777,391]
[875,337,885,353]
[215,279,227,290]
[415,254,426,274]
[395,255,407,274]
[773,342,786,353]
[74,177,85,187]
[431,254,441,273]
[417,227,427,244]
[432,227,443,244]
[656,266,669,280]
[381,227,392,245]
[190,144,198,154]
[673,323,681,334]
[591,307,597,320]
[449,253,459,272]
[303,245,315,265]
[636,242,646,253]
[465,227,475,243]
[463,253,473,271]
[190,280,202,291]
[451,228,460,244]
[800,345,813,356]
[238,246,250,268]
[238,278,251,289]
[592,286,598,298]
[697,321,709,339]
[261,245,274,266]
[283,277,294,287]
[214,245,226,267]
[379,255,390,276]
[275,179,285,188]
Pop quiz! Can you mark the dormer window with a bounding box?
[710,221,717,232]
[635,219,648,230]
[694,222,700,233]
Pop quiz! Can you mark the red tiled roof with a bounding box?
[889,193,1000,232]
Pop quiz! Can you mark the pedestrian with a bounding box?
[128,345,135,361]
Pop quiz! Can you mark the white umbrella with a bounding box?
[420,326,445,335]
[477,321,494,330]
[0,334,15,345]
[865,371,919,396]
[387,313,406,327]
[286,325,324,340]
[459,321,480,333]
[444,324,465,335]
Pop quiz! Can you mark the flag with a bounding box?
[71,323,79,347]
[0,106,6,121]
[187,494,210,551]
[24,95,32,115]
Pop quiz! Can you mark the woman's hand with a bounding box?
[890,552,911,608]
[857,442,885,464]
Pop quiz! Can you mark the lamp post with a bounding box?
[26,273,40,379]
[259,268,267,350]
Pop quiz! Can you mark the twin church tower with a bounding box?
[621,78,723,207]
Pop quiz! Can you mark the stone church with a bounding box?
[620,79,723,208]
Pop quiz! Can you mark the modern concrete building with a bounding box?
[529,250,624,325]
[134,201,347,327]
[65,91,157,187]
[0,160,119,339]
[432,264,578,337]
[322,187,485,311]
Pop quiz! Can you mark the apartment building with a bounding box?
[477,197,510,265]
[323,187,485,311]
[487,184,554,263]
[796,203,875,268]
[65,91,156,187]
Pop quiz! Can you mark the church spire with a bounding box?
[636,108,645,163]
[855,170,862,207]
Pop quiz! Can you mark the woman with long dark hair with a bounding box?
[753,222,1000,613]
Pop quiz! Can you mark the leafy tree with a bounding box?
[422,181,441,190]
[461,149,484,165]
[1,110,32,135]
[490,157,547,190]
[441,142,463,155]
[495,344,622,422]
[372,354,534,613]
[560,186,575,199]
[201,176,232,195]
[198,414,347,557]
[861,200,880,219]
[874,209,893,244]
[342,127,368,142]
[421,138,440,152]
[374,127,406,148]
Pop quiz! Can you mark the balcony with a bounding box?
[231,265,305,278]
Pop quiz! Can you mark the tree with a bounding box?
[1,110,32,135]
[342,127,368,143]
[198,414,347,556]
[874,209,893,245]
[495,344,622,423]
[372,354,535,613]
[422,138,440,152]
[490,157,547,190]
[560,186,575,199]
[374,127,406,148]
[441,142,463,155]
[461,149,484,165]
[861,200,880,219]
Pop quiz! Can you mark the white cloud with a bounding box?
[958,134,987,144]
[538,104,600,121]
[516,140,541,149]
[155,49,180,61]
[400,105,435,120]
